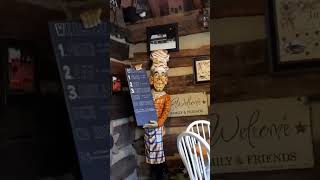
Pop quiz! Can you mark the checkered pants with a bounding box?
[145,126,165,164]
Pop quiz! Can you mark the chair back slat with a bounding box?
[186,120,210,142]
[177,131,210,180]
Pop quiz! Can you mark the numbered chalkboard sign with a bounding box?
[48,21,110,180]
[125,68,157,126]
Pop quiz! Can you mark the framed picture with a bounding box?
[7,47,35,94]
[193,56,210,84]
[1,40,37,95]
[267,0,320,72]
[146,23,179,54]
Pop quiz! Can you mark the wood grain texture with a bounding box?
[212,0,266,18]
[132,57,194,71]
[126,9,210,43]
[211,40,320,103]
[132,45,210,61]
[166,115,209,127]
[167,75,210,94]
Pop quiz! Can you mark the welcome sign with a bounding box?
[212,97,314,173]
[169,92,208,117]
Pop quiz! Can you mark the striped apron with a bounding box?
[144,126,165,164]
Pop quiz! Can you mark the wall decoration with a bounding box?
[7,47,35,93]
[146,23,179,54]
[168,92,208,117]
[112,75,122,94]
[212,97,314,174]
[268,0,320,71]
[193,56,210,84]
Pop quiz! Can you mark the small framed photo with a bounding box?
[7,46,35,94]
[267,0,320,72]
[193,56,210,84]
[146,23,179,54]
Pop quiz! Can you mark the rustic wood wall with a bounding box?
[211,1,320,179]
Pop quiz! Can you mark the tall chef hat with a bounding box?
[150,49,170,75]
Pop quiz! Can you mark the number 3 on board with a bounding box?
[67,85,78,100]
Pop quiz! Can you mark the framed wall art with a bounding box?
[193,56,210,84]
[146,23,179,54]
[7,46,36,94]
[267,0,320,72]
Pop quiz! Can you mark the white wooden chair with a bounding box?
[177,131,210,180]
[186,120,210,142]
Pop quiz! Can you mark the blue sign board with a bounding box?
[48,21,110,180]
[125,68,158,126]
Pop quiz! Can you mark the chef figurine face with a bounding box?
[150,71,168,92]
[149,49,170,92]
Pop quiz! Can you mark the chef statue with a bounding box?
[142,49,171,180]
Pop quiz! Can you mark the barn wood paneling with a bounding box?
[210,36,320,180]
[211,39,320,103]
[126,10,210,43]
[133,45,210,61]
[166,115,209,127]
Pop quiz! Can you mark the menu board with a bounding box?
[125,68,157,126]
[48,21,110,180]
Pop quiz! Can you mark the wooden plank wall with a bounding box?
[131,46,210,171]
[211,1,320,179]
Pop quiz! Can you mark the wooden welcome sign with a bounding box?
[211,97,314,173]
[169,92,208,117]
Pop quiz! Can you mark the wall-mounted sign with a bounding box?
[49,21,110,180]
[268,0,320,71]
[212,97,314,174]
[193,56,210,84]
[146,23,179,54]
[125,68,158,126]
[169,92,208,117]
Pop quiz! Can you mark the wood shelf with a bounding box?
[126,8,210,43]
